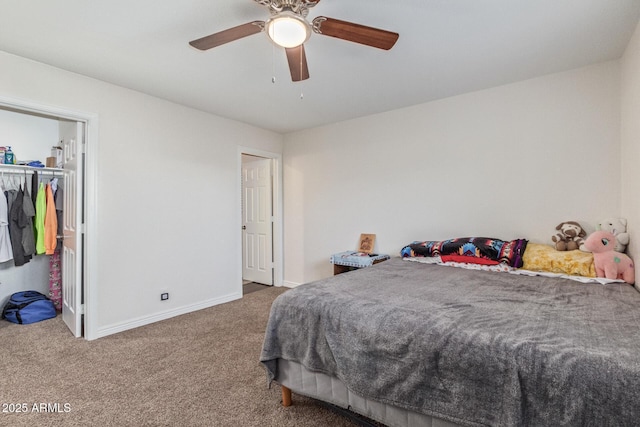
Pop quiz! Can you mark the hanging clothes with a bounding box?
[31,170,38,208]
[8,186,28,267]
[21,177,36,259]
[5,189,17,252]
[48,177,63,309]
[55,186,64,237]
[0,185,13,263]
[49,246,62,311]
[44,182,58,255]
[6,187,16,211]
[35,181,46,255]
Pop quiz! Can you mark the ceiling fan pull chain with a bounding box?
[299,49,304,98]
[271,42,276,84]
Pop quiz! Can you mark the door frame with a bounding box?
[237,146,283,289]
[0,94,99,340]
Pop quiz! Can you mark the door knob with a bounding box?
[242,226,246,230]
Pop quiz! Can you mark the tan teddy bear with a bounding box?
[551,221,586,251]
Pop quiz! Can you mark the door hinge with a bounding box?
[79,304,85,315]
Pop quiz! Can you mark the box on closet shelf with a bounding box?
[51,146,63,168]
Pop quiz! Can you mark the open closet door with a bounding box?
[61,122,84,337]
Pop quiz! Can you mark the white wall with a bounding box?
[621,19,640,291]
[0,257,50,305]
[283,61,621,285]
[0,51,283,337]
[0,108,58,162]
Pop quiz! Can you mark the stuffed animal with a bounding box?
[584,230,635,284]
[551,221,586,251]
[596,217,629,253]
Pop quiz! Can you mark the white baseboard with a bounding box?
[92,292,242,339]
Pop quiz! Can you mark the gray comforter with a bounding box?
[260,258,640,426]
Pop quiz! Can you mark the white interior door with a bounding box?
[242,157,273,285]
[61,121,84,337]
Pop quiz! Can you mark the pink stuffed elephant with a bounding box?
[584,231,635,284]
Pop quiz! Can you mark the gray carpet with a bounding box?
[0,287,363,426]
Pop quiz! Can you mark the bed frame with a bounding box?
[275,359,462,427]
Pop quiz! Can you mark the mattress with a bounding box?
[276,358,462,427]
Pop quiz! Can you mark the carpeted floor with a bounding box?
[243,282,271,295]
[0,287,365,427]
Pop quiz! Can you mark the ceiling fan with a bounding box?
[189,0,399,82]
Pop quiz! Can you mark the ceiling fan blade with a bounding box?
[312,16,398,50]
[286,45,310,82]
[189,21,264,50]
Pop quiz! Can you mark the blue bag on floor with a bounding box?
[2,291,57,324]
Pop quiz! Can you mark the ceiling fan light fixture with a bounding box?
[265,11,311,48]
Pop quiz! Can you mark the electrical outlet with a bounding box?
[161,293,169,301]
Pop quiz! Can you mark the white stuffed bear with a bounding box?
[597,217,629,253]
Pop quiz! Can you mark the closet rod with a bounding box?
[0,164,64,176]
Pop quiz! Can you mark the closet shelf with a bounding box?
[0,163,64,176]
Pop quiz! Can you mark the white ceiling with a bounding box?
[1,0,639,134]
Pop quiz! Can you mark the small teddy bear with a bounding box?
[597,217,629,253]
[584,230,635,284]
[551,221,586,251]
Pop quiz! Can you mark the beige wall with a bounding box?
[0,50,283,337]
[621,19,640,291]
[283,61,622,285]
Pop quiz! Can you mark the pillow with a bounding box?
[401,237,528,268]
[521,243,596,277]
[440,254,499,265]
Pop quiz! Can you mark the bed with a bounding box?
[260,239,640,427]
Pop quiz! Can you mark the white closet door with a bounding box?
[242,158,273,285]
[62,122,84,337]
